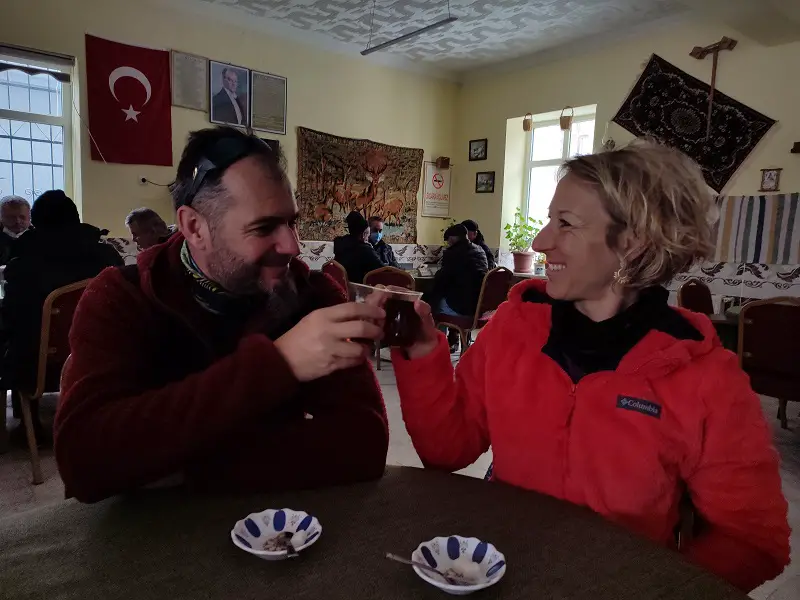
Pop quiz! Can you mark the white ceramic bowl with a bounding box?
[231,508,322,561]
[411,535,506,596]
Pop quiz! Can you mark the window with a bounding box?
[0,47,73,204]
[524,113,595,224]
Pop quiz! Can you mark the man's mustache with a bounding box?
[256,252,294,268]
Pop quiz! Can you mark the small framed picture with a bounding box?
[759,168,782,192]
[469,138,487,161]
[475,171,495,193]
[250,70,287,135]
[209,60,250,127]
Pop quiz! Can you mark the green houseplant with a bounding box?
[504,208,543,273]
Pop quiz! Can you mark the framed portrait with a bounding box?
[251,70,287,135]
[469,138,487,161]
[759,168,782,192]
[209,60,250,127]
[475,171,495,193]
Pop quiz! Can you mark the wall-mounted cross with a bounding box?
[690,36,737,139]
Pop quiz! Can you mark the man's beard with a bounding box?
[205,238,301,319]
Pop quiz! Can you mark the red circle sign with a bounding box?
[432,173,444,189]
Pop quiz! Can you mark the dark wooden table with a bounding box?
[0,467,746,600]
[708,313,739,351]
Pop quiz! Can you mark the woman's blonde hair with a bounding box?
[560,139,717,289]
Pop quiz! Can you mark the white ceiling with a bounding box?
[175,0,687,72]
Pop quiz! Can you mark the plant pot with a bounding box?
[512,251,534,273]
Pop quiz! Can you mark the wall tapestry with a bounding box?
[714,193,799,265]
[612,54,776,192]
[296,127,423,242]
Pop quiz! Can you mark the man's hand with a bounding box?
[274,303,385,382]
[364,286,439,360]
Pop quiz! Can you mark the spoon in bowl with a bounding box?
[385,553,458,585]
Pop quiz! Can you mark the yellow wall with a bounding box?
[0,0,457,243]
[454,21,800,247]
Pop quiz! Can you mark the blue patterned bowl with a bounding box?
[230,508,322,561]
[411,535,506,595]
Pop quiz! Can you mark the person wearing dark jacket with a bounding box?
[333,211,384,284]
[1,190,123,443]
[0,195,32,265]
[54,127,388,502]
[427,224,488,318]
[368,216,399,268]
[461,219,495,269]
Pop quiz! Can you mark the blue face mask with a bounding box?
[369,231,382,244]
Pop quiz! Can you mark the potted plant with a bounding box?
[504,208,543,273]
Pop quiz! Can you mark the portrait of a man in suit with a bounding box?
[209,62,249,127]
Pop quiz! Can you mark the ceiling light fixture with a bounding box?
[361,0,458,56]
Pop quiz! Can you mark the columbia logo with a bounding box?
[617,396,662,419]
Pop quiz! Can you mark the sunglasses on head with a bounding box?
[177,136,274,209]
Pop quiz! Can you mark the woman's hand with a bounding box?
[364,285,440,360]
[405,298,440,359]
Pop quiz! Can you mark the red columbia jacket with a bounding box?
[55,234,389,503]
[393,279,789,591]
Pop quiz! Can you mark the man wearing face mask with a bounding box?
[368,216,398,268]
[54,127,389,502]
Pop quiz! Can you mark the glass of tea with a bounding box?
[350,282,424,348]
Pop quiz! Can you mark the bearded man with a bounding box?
[54,127,389,502]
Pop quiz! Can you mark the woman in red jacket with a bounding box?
[391,141,789,592]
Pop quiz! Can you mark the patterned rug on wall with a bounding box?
[296,127,423,242]
[612,54,776,192]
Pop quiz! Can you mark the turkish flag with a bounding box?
[85,35,172,166]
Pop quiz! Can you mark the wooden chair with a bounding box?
[363,267,415,370]
[20,279,91,484]
[677,278,714,314]
[433,267,514,352]
[321,260,349,296]
[737,297,800,429]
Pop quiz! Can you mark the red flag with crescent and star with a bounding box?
[85,34,172,166]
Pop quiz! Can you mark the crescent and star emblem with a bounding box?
[108,66,152,123]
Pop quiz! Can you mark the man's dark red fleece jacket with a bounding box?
[54,233,389,502]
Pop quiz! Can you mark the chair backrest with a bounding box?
[322,260,349,294]
[473,267,514,325]
[677,278,714,314]
[34,279,92,398]
[738,298,800,399]
[363,266,415,291]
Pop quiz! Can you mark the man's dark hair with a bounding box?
[170,126,287,227]
[444,224,468,241]
[461,219,479,232]
[368,216,383,227]
[346,211,368,236]
[31,190,80,230]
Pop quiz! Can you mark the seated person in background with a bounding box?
[390,141,789,592]
[368,215,399,268]
[55,126,389,503]
[0,195,32,265]
[461,219,495,269]
[333,210,383,284]
[125,207,175,250]
[1,190,123,443]
[426,224,488,352]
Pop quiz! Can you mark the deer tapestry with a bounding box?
[296,127,423,243]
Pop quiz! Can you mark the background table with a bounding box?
[0,467,746,600]
[708,313,739,351]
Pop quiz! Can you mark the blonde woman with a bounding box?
[391,142,789,591]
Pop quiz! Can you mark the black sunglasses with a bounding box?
[177,136,274,208]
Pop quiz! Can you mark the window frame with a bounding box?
[523,114,596,220]
[0,52,73,203]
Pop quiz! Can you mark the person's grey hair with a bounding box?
[125,207,170,235]
[0,195,30,211]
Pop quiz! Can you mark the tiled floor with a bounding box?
[1,371,798,598]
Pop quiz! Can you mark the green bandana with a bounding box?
[180,240,245,315]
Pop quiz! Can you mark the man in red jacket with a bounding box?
[54,127,389,502]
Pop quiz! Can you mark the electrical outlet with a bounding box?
[138,176,147,185]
